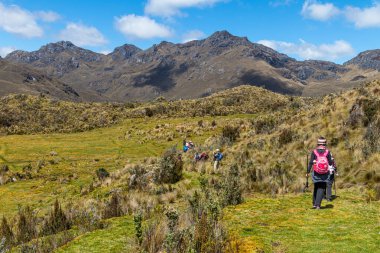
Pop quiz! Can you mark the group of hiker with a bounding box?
[180,136,337,210]
[182,140,224,171]
[306,137,338,209]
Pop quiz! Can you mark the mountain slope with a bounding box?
[0,59,80,101]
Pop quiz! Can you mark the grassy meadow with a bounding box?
[0,83,379,252]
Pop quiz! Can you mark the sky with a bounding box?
[0,0,379,63]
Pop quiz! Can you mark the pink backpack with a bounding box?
[313,148,329,174]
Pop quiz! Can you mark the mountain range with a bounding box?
[2,30,380,101]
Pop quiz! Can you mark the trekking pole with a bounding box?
[303,153,309,192]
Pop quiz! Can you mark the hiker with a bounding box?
[306,137,333,209]
[213,149,223,171]
[326,156,338,201]
[194,152,209,162]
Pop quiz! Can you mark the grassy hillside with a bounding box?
[0,85,302,135]
[0,82,379,252]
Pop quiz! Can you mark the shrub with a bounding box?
[222,164,243,206]
[42,200,71,236]
[96,168,109,181]
[254,116,276,134]
[16,206,37,244]
[0,216,14,250]
[363,119,380,157]
[278,129,294,146]
[221,125,240,144]
[154,148,183,184]
[145,108,154,117]
[128,165,149,190]
[134,212,143,245]
[362,99,380,126]
[103,193,122,219]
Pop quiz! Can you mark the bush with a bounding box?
[363,119,380,157]
[154,148,183,184]
[96,168,109,181]
[278,129,294,146]
[16,206,37,244]
[362,99,380,126]
[221,125,240,143]
[145,107,154,117]
[103,193,122,219]
[42,200,71,236]
[129,165,149,190]
[222,164,243,206]
[0,216,14,250]
[254,116,277,134]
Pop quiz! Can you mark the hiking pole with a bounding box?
[303,153,309,192]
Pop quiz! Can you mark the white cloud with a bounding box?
[258,39,354,61]
[145,0,225,18]
[182,30,206,42]
[0,2,43,38]
[99,50,111,55]
[58,23,107,46]
[115,14,172,39]
[345,3,380,28]
[0,46,16,57]
[301,0,340,21]
[35,11,60,22]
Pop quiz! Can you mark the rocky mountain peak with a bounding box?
[204,30,250,47]
[110,44,142,61]
[344,49,380,71]
[39,41,77,53]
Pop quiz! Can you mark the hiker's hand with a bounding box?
[306,173,309,177]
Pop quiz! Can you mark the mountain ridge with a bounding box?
[3,30,380,101]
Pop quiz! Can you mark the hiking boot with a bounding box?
[316,206,321,210]
[312,205,317,209]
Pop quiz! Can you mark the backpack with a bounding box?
[313,149,329,174]
[217,153,223,161]
[183,146,189,152]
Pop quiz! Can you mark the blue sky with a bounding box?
[0,0,379,63]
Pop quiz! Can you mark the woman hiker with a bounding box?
[306,137,334,209]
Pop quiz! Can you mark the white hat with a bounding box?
[317,137,327,146]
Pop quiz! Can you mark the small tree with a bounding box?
[222,164,243,206]
[16,206,37,244]
[134,212,143,245]
[42,200,71,236]
[154,147,183,184]
[103,193,121,219]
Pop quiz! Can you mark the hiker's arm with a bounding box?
[307,152,315,174]
[327,152,333,166]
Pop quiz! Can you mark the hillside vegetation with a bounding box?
[0,86,304,135]
[0,82,379,252]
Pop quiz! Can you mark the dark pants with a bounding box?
[313,182,326,207]
[326,174,334,200]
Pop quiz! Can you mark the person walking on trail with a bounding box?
[213,149,223,171]
[306,137,333,209]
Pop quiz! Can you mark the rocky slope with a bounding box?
[3,31,380,101]
[0,59,81,101]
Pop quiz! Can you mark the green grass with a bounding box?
[0,115,250,217]
[55,216,135,253]
[224,190,380,253]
